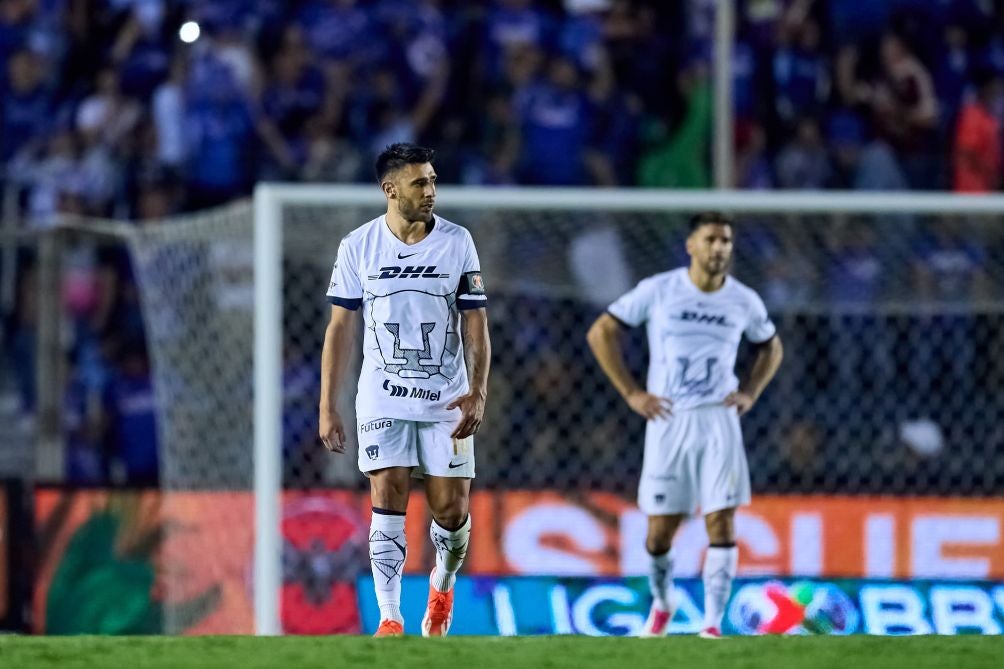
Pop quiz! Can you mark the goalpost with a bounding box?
[110,185,1004,634]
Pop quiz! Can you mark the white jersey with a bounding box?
[326,215,487,422]
[607,268,776,412]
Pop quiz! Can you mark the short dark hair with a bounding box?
[688,211,733,233]
[375,143,435,182]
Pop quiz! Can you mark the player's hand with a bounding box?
[447,390,486,439]
[626,390,673,420]
[724,391,755,416]
[319,408,347,453]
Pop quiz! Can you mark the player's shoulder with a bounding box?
[639,268,685,290]
[341,216,383,246]
[432,216,473,242]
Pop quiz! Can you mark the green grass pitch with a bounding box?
[1,635,1001,669]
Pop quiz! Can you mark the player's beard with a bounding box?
[399,198,434,224]
[702,255,730,277]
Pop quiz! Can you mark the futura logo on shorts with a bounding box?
[361,419,392,433]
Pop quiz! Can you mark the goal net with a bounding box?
[37,188,1004,634]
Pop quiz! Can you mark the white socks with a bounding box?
[703,545,738,630]
[430,515,471,592]
[370,510,407,623]
[648,550,674,612]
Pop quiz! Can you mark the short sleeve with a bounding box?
[744,290,777,343]
[326,239,362,310]
[607,277,658,327]
[456,232,487,310]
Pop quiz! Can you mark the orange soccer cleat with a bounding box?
[639,606,672,637]
[421,570,455,637]
[374,619,404,637]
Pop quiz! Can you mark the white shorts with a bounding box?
[356,417,475,478]
[638,404,751,516]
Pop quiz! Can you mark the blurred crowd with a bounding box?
[4,0,1004,220]
[3,0,1004,487]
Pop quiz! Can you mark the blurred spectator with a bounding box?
[111,2,171,100]
[482,0,553,84]
[20,129,83,222]
[297,0,377,65]
[584,49,637,184]
[825,221,885,305]
[868,33,940,189]
[261,28,329,165]
[559,0,609,74]
[906,218,986,438]
[637,60,711,188]
[0,0,33,61]
[933,23,970,130]
[772,17,828,129]
[827,0,891,47]
[952,68,1003,193]
[823,221,896,422]
[774,116,832,189]
[512,56,611,185]
[912,218,990,303]
[1,48,52,162]
[777,419,824,489]
[64,360,107,485]
[152,54,188,173]
[825,104,910,191]
[734,122,772,189]
[76,67,141,148]
[183,57,291,208]
[103,341,158,484]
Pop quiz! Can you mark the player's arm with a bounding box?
[319,304,359,453]
[448,307,490,439]
[587,313,672,420]
[725,334,784,416]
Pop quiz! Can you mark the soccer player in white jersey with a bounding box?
[587,212,783,638]
[319,144,490,637]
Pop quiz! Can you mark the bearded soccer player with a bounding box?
[587,212,783,638]
[320,143,490,637]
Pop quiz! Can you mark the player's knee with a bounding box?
[704,510,736,545]
[431,501,468,531]
[645,529,674,555]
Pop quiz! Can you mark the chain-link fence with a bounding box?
[5,196,1003,497]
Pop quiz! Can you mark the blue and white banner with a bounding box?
[358,576,1004,636]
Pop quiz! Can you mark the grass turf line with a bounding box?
[1,635,1001,669]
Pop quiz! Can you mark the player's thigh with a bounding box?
[638,415,698,516]
[368,466,413,512]
[357,417,418,474]
[415,420,475,479]
[698,407,751,517]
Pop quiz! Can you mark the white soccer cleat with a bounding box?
[638,605,672,637]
